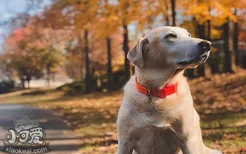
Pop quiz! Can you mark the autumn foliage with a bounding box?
[1,0,246,91]
[0,0,246,153]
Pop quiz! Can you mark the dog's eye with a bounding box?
[165,33,177,39]
[188,33,191,37]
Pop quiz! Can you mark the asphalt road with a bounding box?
[0,104,81,154]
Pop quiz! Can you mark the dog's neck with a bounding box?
[135,67,184,89]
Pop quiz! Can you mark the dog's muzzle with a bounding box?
[198,40,211,63]
[177,40,212,67]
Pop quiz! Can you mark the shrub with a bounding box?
[0,80,15,94]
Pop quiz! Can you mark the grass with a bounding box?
[0,70,246,153]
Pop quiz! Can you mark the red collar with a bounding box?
[135,78,177,98]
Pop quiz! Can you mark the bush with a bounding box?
[0,80,15,94]
[99,69,126,91]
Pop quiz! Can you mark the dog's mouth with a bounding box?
[199,51,210,63]
[177,51,210,67]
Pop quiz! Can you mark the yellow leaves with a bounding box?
[24,69,245,153]
[211,28,221,39]
[95,15,120,38]
[182,0,238,25]
[180,20,196,36]
[183,2,211,24]
[238,98,246,104]
[118,0,143,25]
[191,69,246,114]
[213,1,237,23]
[108,16,120,23]
[61,0,98,30]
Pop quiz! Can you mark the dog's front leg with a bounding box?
[117,103,136,154]
[117,122,137,154]
[117,133,135,154]
[171,109,221,154]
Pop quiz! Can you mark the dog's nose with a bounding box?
[199,41,212,54]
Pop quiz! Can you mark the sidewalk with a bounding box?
[0,104,81,154]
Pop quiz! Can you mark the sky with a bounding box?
[0,0,52,52]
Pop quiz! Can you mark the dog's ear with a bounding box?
[127,38,149,68]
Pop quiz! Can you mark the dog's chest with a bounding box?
[133,102,174,128]
[131,126,181,154]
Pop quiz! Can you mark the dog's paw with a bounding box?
[211,149,222,154]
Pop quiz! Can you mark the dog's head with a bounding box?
[127,26,211,70]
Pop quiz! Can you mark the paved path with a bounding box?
[0,104,81,154]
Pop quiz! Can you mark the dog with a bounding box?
[117,27,222,154]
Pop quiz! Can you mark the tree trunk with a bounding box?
[106,36,112,91]
[164,0,170,26]
[46,65,51,87]
[84,29,91,93]
[197,22,206,76]
[123,24,130,81]
[223,19,232,73]
[207,20,211,40]
[26,74,31,88]
[27,79,30,88]
[20,76,25,89]
[170,0,176,26]
[207,6,211,41]
[79,34,84,82]
[80,62,83,82]
[233,9,239,66]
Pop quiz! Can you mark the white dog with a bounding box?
[117,27,222,154]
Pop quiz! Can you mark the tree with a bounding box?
[223,18,232,72]
[233,9,239,66]
[181,0,239,75]
[164,0,170,25]
[3,26,41,88]
[3,22,65,88]
[117,0,143,81]
[171,0,176,26]
[181,0,212,76]
[94,0,120,91]
[216,0,240,72]
[230,1,246,66]
[44,0,98,93]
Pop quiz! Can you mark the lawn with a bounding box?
[0,70,246,154]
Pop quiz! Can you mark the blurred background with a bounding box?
[0,0,245,154]
[0,0,246,92]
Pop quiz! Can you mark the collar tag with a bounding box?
[147,88,153,104]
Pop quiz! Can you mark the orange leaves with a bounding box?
[118,0,143,25]
[2,22,67,80]
[36,69,246,153]
[213,1,237,23]
[67,0,98,30]
[93,2,120,38]
[96,15,120,37]
[3,69,244,153]
[44,91,122,153]
[190,69,246,114]
[181,0,240,25]
[189,4,211,24]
